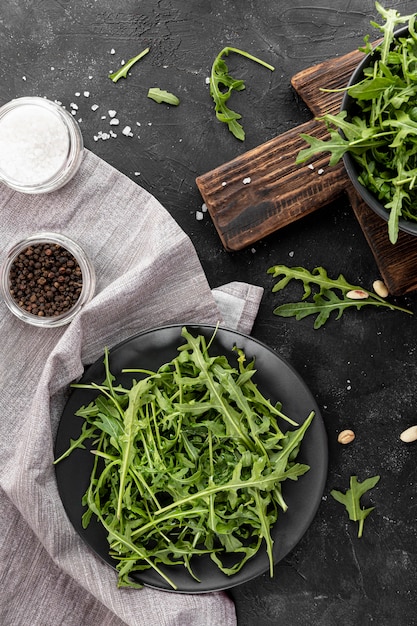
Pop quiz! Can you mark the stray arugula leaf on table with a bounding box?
[296,3,417,243]
[147,87,180,105]
[331,475,380,538]
[109,47,150,82]
[209,47,274,140]
[267,265,412,329]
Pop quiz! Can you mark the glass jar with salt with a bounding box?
[0,96,84,193]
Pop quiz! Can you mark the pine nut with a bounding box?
[346,289,369,300]
[400,425,417,443]
[338,429,355,444]
[373,280,389,298]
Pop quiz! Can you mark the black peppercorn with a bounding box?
[9,242,83,317]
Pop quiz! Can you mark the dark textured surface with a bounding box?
[1,1,417,624]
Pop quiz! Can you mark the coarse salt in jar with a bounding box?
[0,97,84,193]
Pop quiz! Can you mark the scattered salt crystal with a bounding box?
[289,251,294,258]
[134,171,140,176]
[318,168,324,175]
[75,92,81,97]
[221,181,227,186]
[242,177,251,184]
[88,75,93,80]
[101,115,106,120]
[251,248,256,253]
[110,130,117,138]
[51,66,55,71]
[109,118,119,126]
[94,130,112,141]
[108,110,117,118]
[83,91,90,97]
[307,163,314,170]
[205,77,210,84]
[91,104,99,111]
[195,211,204,220]
[22,76,26,81]
[122,125,133,136]
[70,103,78,110]
[201,203,207,212]
[110,48,116,54]
[136,122,141,126]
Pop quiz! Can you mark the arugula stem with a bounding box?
[221,46,275,71]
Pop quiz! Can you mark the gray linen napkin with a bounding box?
[0,150,263,626]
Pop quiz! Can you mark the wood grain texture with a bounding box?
[348,190,417,295]
[291,47,367,116]
[196,41,417,295]
[196,119,347,251]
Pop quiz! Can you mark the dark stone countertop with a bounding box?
[1,1,417,624]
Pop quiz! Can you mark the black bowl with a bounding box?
[341,25,417,238]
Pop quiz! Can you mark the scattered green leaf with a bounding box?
[109,47,150,83]
[147,87,180,105]
[209,46,274,140]
[331,475,380,538]
[267,265,412,329]
[296,3,417,243]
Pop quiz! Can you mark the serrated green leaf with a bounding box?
[296,131,349,166]
[273,289,370,329]
[268,265,355,298]
[331,475,380,537]
[209,46,274,140]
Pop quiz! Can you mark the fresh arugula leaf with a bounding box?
[147,88,180,105]
[209,47,274,140]
[109,48,150,83]
[331,475,380,538]
[297,131,350,167]
[267,265,412,328]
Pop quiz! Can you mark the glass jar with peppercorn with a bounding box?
[0,233,95,327]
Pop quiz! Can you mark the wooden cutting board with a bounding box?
[196,47,417,296]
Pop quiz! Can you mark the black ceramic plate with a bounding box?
[54,324,328,593]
